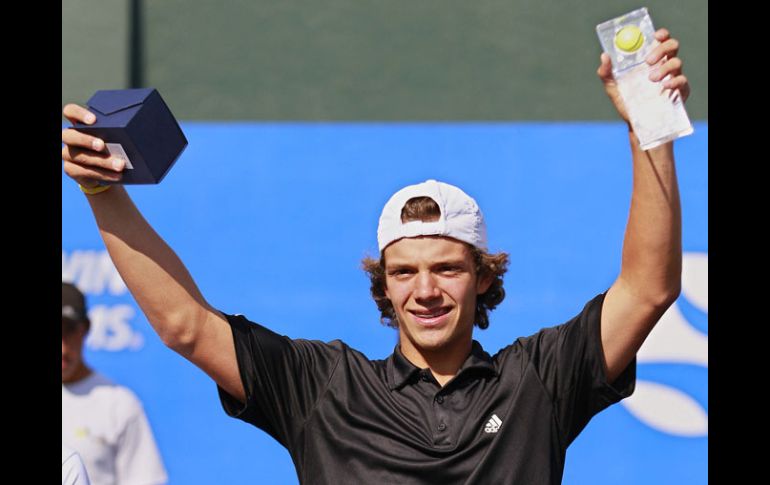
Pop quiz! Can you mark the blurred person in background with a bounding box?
[62,282,168,485]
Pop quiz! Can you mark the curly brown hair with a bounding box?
[362,196,509,330]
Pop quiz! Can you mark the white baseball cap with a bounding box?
[377,179,487,251]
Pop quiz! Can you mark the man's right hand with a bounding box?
[61,104,126,189]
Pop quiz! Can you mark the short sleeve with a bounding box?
[517,292,636,446]
[216,313,343,449]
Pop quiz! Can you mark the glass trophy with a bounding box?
[596,7,693,150]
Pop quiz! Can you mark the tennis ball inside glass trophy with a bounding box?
[596,8,693,150]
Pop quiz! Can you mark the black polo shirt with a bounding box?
[217,292,635,484]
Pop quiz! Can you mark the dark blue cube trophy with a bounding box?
[73,88,187,184]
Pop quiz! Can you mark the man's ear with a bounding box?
[477,272,494,295]
[78,321,90,340]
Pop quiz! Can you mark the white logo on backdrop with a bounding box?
[620,252,708,437]
[62,250,128,295]
[62,250,145,351]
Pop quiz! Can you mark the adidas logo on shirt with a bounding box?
[484,414,502,433]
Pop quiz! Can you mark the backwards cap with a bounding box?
[377,179,487,252]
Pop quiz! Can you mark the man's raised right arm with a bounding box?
[62,103,246,403]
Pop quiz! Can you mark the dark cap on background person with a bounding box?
[62,282,90,329]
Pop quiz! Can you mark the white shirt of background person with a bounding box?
[63,444,91,485]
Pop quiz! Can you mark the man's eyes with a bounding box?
[389,269,413,276]
[438,266,463,274]
[388,266,464,276]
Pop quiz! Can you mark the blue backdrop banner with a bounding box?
[62,121,708,485]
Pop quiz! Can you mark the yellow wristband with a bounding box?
[79,184,113,195]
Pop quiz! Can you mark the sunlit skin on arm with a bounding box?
[61,103,246,404]
[596,28,686,384]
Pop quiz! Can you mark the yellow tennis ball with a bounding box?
[615,26,645,53]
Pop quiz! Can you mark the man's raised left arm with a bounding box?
[596,28,690,383]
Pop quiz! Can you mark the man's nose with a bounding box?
[414,271,441,300]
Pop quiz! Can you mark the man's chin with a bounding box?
[408,332,454,354]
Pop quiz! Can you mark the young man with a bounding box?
[61,29,687,484]
[62,282,168,485]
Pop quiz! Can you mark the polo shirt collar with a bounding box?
[387,340,497,390]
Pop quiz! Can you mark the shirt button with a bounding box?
[437,422,447,431]
[421,373,431,382]
[435,396,444,404]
